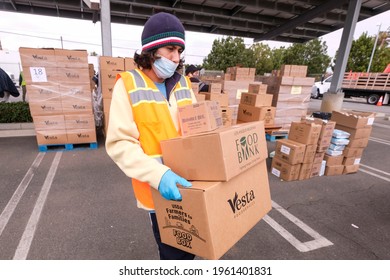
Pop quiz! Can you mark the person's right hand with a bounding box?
[158,170,192,201]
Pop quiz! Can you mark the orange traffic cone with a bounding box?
[377,96,383,106]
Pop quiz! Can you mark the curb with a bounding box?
[0,123,36,138]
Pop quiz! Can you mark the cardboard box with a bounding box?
[343,164,360,174]
[55,49,88,68]
[304,118,336,151]
[274,138,305,164]
[331,110,375,128]
[335,125,372,140]
[271,157,301,181]
[161,121,268,181]
[240,93,273,107]
[124,57,136,70]
[66,128,97,144]
[299,162,313,180]
[288,121,322,145]
[324,154,344,166]
[60,83,92,102]
[247,83,268,94]
[26,84,60,102]
[35,130,67,145]
[29,100,63,116]
[348,137,369,148]
[303,144,317,164]
[343,157,361,166]
[99,56,125,70]
[23,66,57,84]
[151,161,271,260]
[33,115,65,131]
[343,147,364,158]
[56,67,90,84]
[325,165,344,176]
[19,47,57,67]
[64,114,95,130]
[61,98,93,114]
[178,101,222,137]
[209,83,223,94]
[204,93,229,107]
[237,104,275,125]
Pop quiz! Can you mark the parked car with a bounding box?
[311,75,332,99]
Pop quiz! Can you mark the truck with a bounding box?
[311,71,390,105]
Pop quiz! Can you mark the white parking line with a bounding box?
[0,152,45,237]
[13,152,62,260]
[369,137,390,145]
[264,201,333,252]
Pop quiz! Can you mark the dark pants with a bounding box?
[149,212,195,260]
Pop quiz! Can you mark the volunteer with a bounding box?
[185,64,208,92]
[105,12,197,260]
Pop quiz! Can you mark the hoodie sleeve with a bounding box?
[105,77,170,190]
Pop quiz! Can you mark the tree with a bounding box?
[250,43,274,75]
[346,32,373,72]
[281,39,331,75]
[202,36,255,71]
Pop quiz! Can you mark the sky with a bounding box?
[1,9,390,65]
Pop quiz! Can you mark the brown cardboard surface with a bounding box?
[274,138,305,164]
[240,93,273,107]
[99,56,125,70]
[288,121,321,145]
[343,147,364,158]
[26,84,60,102]
[325,165,344,176]
[35,130,67,145]
[64,114,95,130]
[55,49,88,68]
[161,121,268,181]
[324,154,344,166]
[343,164,360,174]
[178,101,223,137]
[19,47,57,67]
[66,128,97,144]
[348,137,369,148]
[335,125,372,140]
[29,100,63,116]
[299,162,313,180]
[303,144,317,164]
[151,161,271,260]
[56,67,91,84]
[33,115,65,131]
[237,104,275,125]
[331,110,375,128]
[343,157,361,166]
[23,66,57,84]
[271,157,301,181]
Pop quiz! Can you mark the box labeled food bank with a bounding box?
[178,101,222,137]
[161,121,267,181]
[151,161,271,260]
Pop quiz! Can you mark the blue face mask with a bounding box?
[152,56,179,79]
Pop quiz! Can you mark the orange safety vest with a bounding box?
[118,69,193,209]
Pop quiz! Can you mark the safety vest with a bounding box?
[118,69,193,209]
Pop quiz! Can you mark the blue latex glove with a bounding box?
[158,170,192,201]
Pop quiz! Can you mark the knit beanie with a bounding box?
[141,12,185,52]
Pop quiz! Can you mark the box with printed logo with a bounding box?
[237,104,275,125]
[161,121,267,181]
[151,160,271,260]
[178,101,223,137]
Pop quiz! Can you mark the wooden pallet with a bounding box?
[38,142,98,152]
[265,133,288,142]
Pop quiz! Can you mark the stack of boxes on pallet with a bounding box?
[259,65,314,131]
[237,83,275,126]
[19,47,97,147]
[271,118,336,181]
[329,110,375,175]
[151,120,271,260]
[100,56,136,135]
[323,129,350,175]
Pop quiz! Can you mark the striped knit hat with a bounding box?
[141,12,185,52]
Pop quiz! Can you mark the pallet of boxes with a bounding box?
[100,56,136,136]
[19,47,97,151]
[271,118,336,181]
[326,110,375,175]
[150,99,272,259]
[259,65,314,135]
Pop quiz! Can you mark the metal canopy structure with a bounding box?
[0,0,389,44]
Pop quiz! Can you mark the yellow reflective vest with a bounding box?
[110,69,194,209]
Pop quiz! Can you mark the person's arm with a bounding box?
[105,78,169,189]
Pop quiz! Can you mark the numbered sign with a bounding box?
[29,67,48,82]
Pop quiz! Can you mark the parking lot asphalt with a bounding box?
[0,100,389,260]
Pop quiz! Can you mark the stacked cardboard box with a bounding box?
[237,83,276,126]
[225,66,256,81]
[271,118,336,181]
[151,121,271,259]
[100,56,136,135]
[19,47,97,146]
[330,110,375,174]
[259,65,314,131]
[324,129,350,176]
